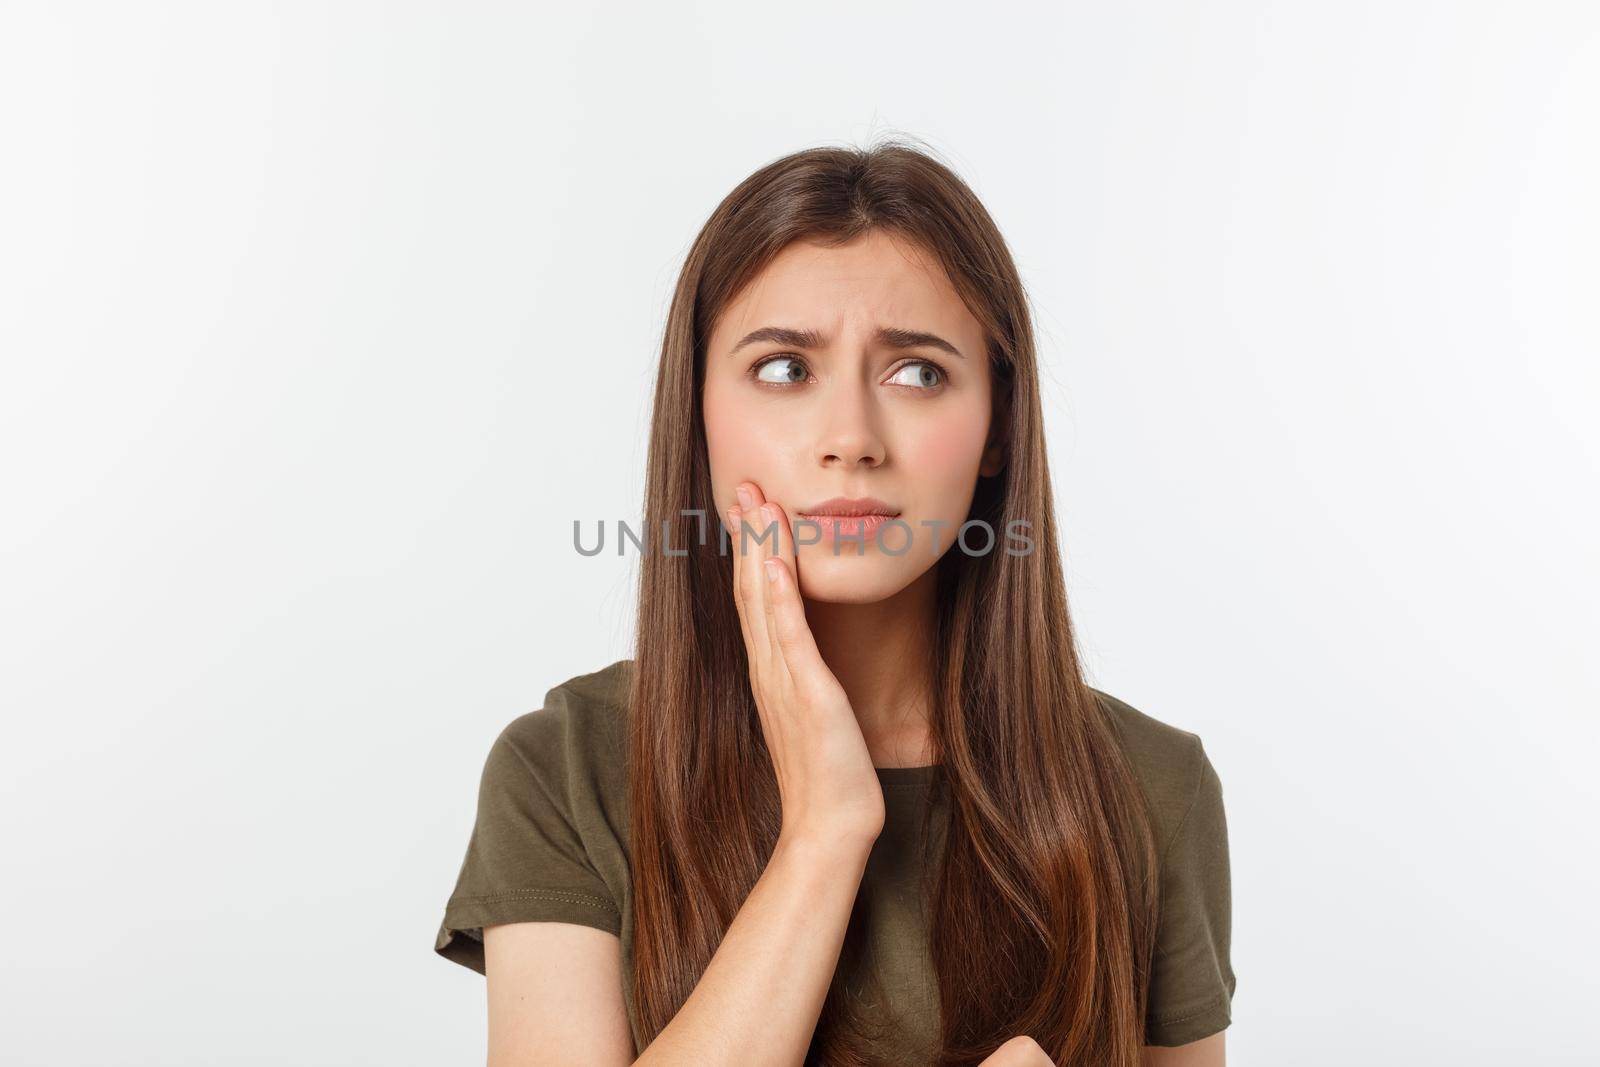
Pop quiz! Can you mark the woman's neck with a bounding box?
[802,566,938,768]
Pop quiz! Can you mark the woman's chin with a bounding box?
[792,550,928,605]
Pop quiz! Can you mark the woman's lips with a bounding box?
[794,512,899,542]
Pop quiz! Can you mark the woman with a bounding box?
[435,141,1236,1067]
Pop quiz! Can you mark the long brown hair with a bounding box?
[627,138,1160,1066]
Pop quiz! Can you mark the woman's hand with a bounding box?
[978,1036,1056,1066]
[724,480,886,846]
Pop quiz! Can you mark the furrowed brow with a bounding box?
[727,326,827,356]
[875,327,964,359]
[727,325,964,359]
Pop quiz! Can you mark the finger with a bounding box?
[757,505,787,668]
[744,481,788,572]
[761,553,825,677]
[758,525,816,665]
[762,497,796,583]
[726,503,758,661]
[734,495,776,665]
[742,501,782,663]
[740,482,784,576]
[756,500,793,663]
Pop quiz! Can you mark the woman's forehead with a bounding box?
[711,234,980,352]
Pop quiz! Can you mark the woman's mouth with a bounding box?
[803,514,900,544]
[797,513,898,540]
[795,497,902,544]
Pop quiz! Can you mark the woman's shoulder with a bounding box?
[502,656,632,729]
[494,657,634,783]
[1087,686,1221,853]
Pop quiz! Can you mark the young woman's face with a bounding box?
[702,229,1004,604]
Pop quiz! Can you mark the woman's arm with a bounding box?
[485,922,634,1067]
[634,828,876,1065]
[482,827,875,1067]
[1143,1031,1225,1067]
[483,487,888,1065]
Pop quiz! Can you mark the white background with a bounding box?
[2,2,1596,1064]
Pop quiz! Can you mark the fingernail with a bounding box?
[736,486,753,509]
[763,559,779,582]
[760,503,775,524]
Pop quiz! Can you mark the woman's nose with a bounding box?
[815,379,885,468]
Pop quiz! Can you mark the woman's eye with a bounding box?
[751,356,945,389]
[754,355,809,384]
[886,361,945,389]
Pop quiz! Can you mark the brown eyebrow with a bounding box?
[728,325,965,360]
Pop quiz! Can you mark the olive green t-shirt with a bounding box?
[434,659,1235,1056]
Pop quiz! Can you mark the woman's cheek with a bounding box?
[911,418,988,502]
[708,381,774,452]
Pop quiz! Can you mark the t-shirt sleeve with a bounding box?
[433,715,622,976]
[1144,738,1236,1046]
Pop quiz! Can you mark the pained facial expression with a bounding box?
[702,229,1004,604]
